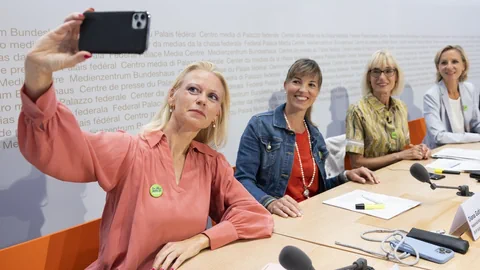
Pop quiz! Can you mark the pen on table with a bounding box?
[450,163,460,169]
[362,194,383,204]
[433,168,460,175]
[355,203,385,210]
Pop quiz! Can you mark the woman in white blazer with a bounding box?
[423,45,480,149]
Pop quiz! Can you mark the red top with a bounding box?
[285,129,323,202]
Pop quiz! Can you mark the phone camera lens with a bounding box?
[134,14,139,20]
[137,21,142,28]
[141,14,146,20]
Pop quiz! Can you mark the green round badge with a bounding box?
[149,184,163,198]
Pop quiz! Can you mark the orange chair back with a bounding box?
[408,118,427,145]
[344,153,352,170]
[0,218,101,270]
[344,118,427,168]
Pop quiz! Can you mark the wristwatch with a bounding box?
[341,170,349,182]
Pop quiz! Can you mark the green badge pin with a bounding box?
[463,105,468,111]
[391,131,397,139]
[149,184,163,198]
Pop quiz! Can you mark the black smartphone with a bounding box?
[429,173,445,180]
[470,172,480,180]
[79,11,150,54]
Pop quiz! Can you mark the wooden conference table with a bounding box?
[179,143,478,269]
[181,234,409,270]
[273,143,480,270]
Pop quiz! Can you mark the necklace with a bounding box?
[283,112,316,198]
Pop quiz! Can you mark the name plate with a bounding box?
[450,193,480,240]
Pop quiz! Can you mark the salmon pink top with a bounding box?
[17,84,274,270]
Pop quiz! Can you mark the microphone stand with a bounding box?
[336,258,375,270]
[429,183,474,197]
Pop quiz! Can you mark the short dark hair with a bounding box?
[285,58,322,88]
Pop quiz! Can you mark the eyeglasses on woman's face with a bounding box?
[369,68,397,78]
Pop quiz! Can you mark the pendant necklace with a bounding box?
[284,112,316,198]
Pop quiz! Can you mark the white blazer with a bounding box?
[423,80,480,149]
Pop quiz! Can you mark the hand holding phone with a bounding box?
[79,11,150,54]
[24,9,96,99]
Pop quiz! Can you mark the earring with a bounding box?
[212,121,216,128]
[169,108,173,113]
[169,105,174,112]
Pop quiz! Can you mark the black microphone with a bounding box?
[336,258,374,270]
[410,163,474,197]
[279,245,315,270]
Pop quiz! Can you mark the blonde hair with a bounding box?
[361,50,405,96]
[284,58,322,124]
[434,45,469,82]
[141,61,230,148]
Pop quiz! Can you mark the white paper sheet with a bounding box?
[432,148,480,161]
[426,158,480,171]
[389,264,400,270]
[323,190,421,220]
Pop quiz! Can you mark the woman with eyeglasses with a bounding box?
[423,45,480,149]
[346,50,430,170]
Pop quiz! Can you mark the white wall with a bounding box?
[1,0,479,248]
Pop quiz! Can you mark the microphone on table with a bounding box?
[279,245,315,270]
[336,258,374,270]
[409,163,474,197]
[278,246,374,270]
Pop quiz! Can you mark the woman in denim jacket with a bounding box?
[235,59,379,218]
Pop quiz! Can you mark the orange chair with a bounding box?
[344,118,427,169]
[408,117,427,145]
[0,218,101,270]
[344,153,352,170]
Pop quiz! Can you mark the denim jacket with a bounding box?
[234,103,348,208]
